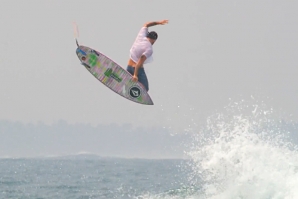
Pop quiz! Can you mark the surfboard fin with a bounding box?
[76,39,79,47]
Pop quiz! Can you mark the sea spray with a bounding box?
[187,101,298,199]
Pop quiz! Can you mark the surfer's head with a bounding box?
[147,31,158,44]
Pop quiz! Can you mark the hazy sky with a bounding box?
[1,0,298,130]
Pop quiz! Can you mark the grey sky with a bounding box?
[0,121,191,159]
[1,0,298,130]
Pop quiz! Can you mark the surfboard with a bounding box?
[75,45,154,105]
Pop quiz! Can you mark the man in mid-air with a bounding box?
[127,19,169,91]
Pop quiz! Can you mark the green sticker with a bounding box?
[104,68,112,77]
[104,69,122,83]
[88,54,97,67]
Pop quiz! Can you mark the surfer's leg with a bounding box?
[126,65,149,91]
[138,68,149,91]
[126,65,134,76]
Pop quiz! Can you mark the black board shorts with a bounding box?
[127,65,149,91]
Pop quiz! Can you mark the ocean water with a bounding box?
[2,102,298,199]
[0,157,190,199]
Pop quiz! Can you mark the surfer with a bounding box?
[127,20,169,91]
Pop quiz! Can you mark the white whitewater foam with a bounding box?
[187,102,298,199]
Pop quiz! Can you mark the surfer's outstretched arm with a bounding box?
[144,20,169,27]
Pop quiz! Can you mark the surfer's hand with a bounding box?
[159,20,169,25]
[132,75,138,82]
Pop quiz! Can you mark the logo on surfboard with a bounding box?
[104,68,122,83]
[129,86,141,98]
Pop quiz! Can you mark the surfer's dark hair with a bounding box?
[147,31,158,40]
